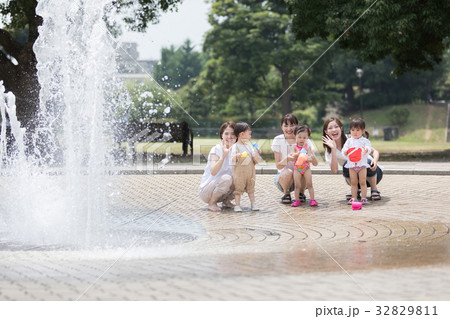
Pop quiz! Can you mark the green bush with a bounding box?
[292,106,319,127]
[389,106,410,126]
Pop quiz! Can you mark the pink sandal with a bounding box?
[309,199,318,206]
[291,199,301,207]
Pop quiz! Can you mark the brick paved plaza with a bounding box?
[0,172,449,300]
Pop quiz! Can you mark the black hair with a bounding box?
[294,124,311,137]
[219,121,236,139]
[234,122,251,141]
[280,113,298,127]
[349,118,370,138]
[322,117,347,154]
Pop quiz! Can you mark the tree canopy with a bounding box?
[195,0,332,121]
[288,0,450,76]
[153,39,204,89]
[0,0,182,130]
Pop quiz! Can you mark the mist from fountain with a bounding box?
[0,0,122,247]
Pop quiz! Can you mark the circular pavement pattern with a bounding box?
[0,174,449,300]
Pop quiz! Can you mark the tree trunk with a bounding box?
[280,67,292,115]
[0,5,42,152]
[1,48,40,132]
[345,81,356,112]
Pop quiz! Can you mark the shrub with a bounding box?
[389,106,410,126]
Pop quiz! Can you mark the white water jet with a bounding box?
[0,0,121,247]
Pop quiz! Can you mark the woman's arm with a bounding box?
[209,153,223,176]
[308,149,318,166]
[322,135,339,174]
[274,151,294,170]
[370,146,379,171]
[328,148,339,173]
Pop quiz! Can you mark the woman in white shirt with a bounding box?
[322,117,382,200]
[199,121,236,211]
[271,114,314,204]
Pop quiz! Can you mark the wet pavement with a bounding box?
[0,171,449,300]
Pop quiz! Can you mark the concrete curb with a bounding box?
[112,167,450,176]
[2,162,448,176]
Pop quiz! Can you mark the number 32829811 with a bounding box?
[376,305,438,316]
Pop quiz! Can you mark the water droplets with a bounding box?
[140,91,153,99]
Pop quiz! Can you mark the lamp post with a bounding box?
[356,68,364,118]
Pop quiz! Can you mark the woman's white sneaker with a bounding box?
[234,206,243,212]
[251,203,260,211]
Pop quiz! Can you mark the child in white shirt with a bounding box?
[342,118,372,205]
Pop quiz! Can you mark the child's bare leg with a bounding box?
[303,170,314,199]
[293,170,301,200]
[299,174,306,196]
[234,194,241,207]
[349,169,359,199]
[222,194,235,208]
[358,168,367,199]
[248,192,255,204]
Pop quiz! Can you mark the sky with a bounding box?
[119,0,211,61]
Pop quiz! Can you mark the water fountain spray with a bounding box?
[0,0,120,247]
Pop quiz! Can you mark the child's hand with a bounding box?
[288,152,299,161]
[308,152,318,166]
[363,147,368,154]
[252,151,261,163]
[252,142,262,155]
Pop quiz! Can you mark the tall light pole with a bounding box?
[356,68,364,119]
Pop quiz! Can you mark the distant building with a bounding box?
[116,42,158,81]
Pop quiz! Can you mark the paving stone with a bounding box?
[0,174,449,300]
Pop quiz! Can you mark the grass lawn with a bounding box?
[128,103,450,158]
[351,104,448,143]
[131,136,449,156]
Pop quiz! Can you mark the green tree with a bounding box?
[0,0,182,131]
[200,0,332,119]
[288,0,450,76]
[153,39,204,89]
[120,80,183,125]
[328,49,448,114]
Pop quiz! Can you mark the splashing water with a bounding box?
[0,0,121,247]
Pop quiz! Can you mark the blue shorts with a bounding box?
[274,171,295,193]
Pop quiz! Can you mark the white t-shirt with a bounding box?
[199,143,233,188]
[230,142,256,166]
[271,134,315,173]
[325,139,382,170]
[342,136,372,169]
